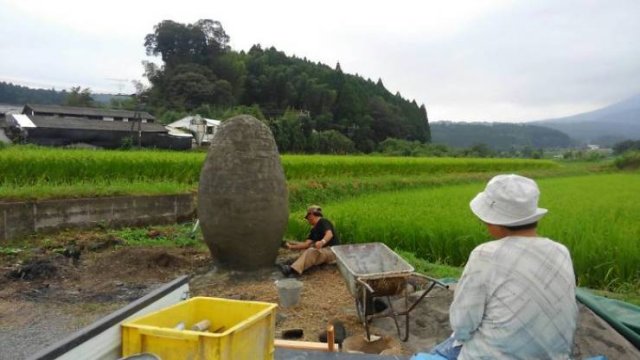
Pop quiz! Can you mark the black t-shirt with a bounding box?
[308,218,339,246]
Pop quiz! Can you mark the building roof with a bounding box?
[29,116,167,133]
[166,126,194,138]
[24,104,155,120]
[0,104,22,114]
[10,114,36,128]
[168,116,221,128]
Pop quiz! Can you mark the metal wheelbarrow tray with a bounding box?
[332,243,447,341]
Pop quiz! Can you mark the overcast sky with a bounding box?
[1,0,639,122]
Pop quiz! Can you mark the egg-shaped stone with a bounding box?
[198,115,289,270]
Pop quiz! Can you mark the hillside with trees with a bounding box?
[142,19,430,153]
[0,82,67,105]
[431,121,574,151]
[0,82,135,110]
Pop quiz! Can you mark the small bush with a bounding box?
[614,151,640,170]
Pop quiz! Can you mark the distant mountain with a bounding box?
[0,82,123,108]
[530,94,640,146]
[0,81,66,105]
[431,122,573,150]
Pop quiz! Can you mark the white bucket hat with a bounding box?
[470,174,547,226]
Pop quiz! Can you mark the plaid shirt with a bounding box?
[450,236,578,359]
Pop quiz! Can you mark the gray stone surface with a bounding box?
[198,114,288,270]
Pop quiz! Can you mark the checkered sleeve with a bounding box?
[449,249,488,341]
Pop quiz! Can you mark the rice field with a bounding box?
[0,147,557,184]
[0,146,204,185]
[0,146,560,200]
[287,173,640,289]
[0,145,637,290]
[282,155,558,179]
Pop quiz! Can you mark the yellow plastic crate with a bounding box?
[122,297,277,360]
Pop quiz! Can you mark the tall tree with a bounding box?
[144,19,229,67]
[65,87,94,107]
[142,19,432,153]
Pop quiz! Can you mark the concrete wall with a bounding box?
[0,194,196,243]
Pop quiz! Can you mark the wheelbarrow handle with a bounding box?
[356,277,375,294]
[402,273,448,320]
[411,272,449,289]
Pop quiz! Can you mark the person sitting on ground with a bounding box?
[428,174,578,360]
[279,205,339,277]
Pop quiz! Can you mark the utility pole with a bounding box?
[129,111,142,148]
[106,78,129,95]
[136,112,142,147]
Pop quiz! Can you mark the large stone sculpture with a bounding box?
[198,115,289,270]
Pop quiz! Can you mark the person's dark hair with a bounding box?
[504,222,538,231]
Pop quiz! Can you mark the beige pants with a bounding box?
[291,247,336,274]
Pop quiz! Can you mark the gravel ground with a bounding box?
[0,243,208,360]
[0,300,122,360]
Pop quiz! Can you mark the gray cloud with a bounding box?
[376,1,640,121]
[1,0,638,121]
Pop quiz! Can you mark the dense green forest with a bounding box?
[0,82,66,105]
[431,122,574,151]
[142,19,430,153]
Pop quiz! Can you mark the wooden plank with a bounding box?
[274,339,338,352]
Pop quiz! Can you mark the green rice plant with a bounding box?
[0,146,205,186]
[396,249,463,280]
[286,183,484,265]
[0,180,194,201]
[537,174,640,288]
[0,147,556,186]
[0,145,567,201]
[286,173,495,210]
[282,155,558,180]
[287,174,640,289]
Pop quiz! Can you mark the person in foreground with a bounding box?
[279,205,339,277]
[428,174,578,360]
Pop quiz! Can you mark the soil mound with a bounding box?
[7,259,57,281]
[149,252,187,268]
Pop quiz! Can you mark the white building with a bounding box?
[167,115,221,146]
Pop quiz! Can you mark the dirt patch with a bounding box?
[1,246,210,305]
[150,252,187,268]
[189,253,363,346]
[342,335,403,355]
[0,239,213,359]
[187,253,449,355]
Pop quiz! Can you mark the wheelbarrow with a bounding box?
[332,243,448,341]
